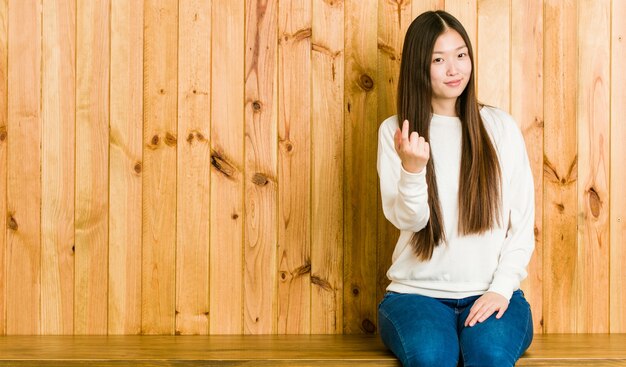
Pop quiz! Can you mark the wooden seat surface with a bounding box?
[0,334,625,366]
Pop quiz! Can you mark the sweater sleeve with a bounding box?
[487,121,536,301]
[376,118,430,232]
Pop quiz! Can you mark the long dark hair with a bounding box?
[397,10,502,260]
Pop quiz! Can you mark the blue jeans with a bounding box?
[378,290,533,367]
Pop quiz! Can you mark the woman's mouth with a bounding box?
[445,79,462,87]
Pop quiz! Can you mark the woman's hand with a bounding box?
[394,120,430,173]
[464,292,509,327]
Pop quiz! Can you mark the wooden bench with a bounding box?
[0,334,625,366]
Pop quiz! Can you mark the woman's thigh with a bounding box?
[458,290,533,367]
[378,292,460,367]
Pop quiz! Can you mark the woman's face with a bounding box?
[429,29,472,111]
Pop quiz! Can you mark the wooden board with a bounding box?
[176,0,211,336]
[142,0,178,335]
[576,0,610,333]
[610,0,626,334]
[0,0,8,336]
[1,334,626,366]
[311,0,344,334]
[543,0,578,333]
[6,0,41,335]
[277,0,311,334]
[209,0,244,335]
[375,0,410,321]
[243,0,278,335]
[511,0,544,333]
[344,0,378,335]
[477,0,509,109]
[41,0,75,335]
[75,0,110,335]
[108,0,143,335]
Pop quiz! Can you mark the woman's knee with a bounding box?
[403,350,459,367]
[462,347,515,367]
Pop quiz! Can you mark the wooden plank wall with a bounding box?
[0,0,624,335]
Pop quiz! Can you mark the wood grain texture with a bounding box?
[376,0,410,318]
[610,0,626,334]
[41,0,75,335]
[0,0,8,336]
[1,0,626,336]
[412,0,445,18]
[477,0,509,110]
[209,0,244,335]
[277,0,311,334]
[142,0,178,335]
[0,335,399,366]
[75,0,110,335]
[311,0,344,334]
[543,0,578,333]
[6,0,42,335]
[1,334,626,366]
[109,0,143,335]
[176,0,211,336]
[445,0,477,57]
[244,0,278,335]
[577,0,610,333]
[344,0,378,335]
[511,0,543,333]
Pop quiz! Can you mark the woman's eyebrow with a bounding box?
[432,45,468,54]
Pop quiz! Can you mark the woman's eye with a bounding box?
[458,53,467,58]
[433,57,444,63]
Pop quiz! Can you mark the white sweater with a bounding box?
[377,106,535,301]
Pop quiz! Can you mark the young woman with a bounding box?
[377,10,534,367]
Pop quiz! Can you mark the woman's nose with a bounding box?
[447,63,458,76]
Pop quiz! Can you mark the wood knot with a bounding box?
[252,173,269,186]
[555,203,564,213]
[362,318,376,334]
[281,139,295,154]
[358,74,374,91]
[311,275,333,292]
[164,132,177,146]
[151,135,160,146]
[252,100,262,111]
[8,215,17,230]
[133,162,142,174]
[294,261,311,277]
[587,186,601,218]
[0,126,6,141]
[280,272,287,280]
[187,131,206,144]
[352,287,359,296]
[159,89,166,95]
[211,150,237,179]
[232,213,239,220]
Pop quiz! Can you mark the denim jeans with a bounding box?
[378,289,533,367]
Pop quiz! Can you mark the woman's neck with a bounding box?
[431,99,458,117]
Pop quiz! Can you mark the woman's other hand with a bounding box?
[464,291,509,327]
